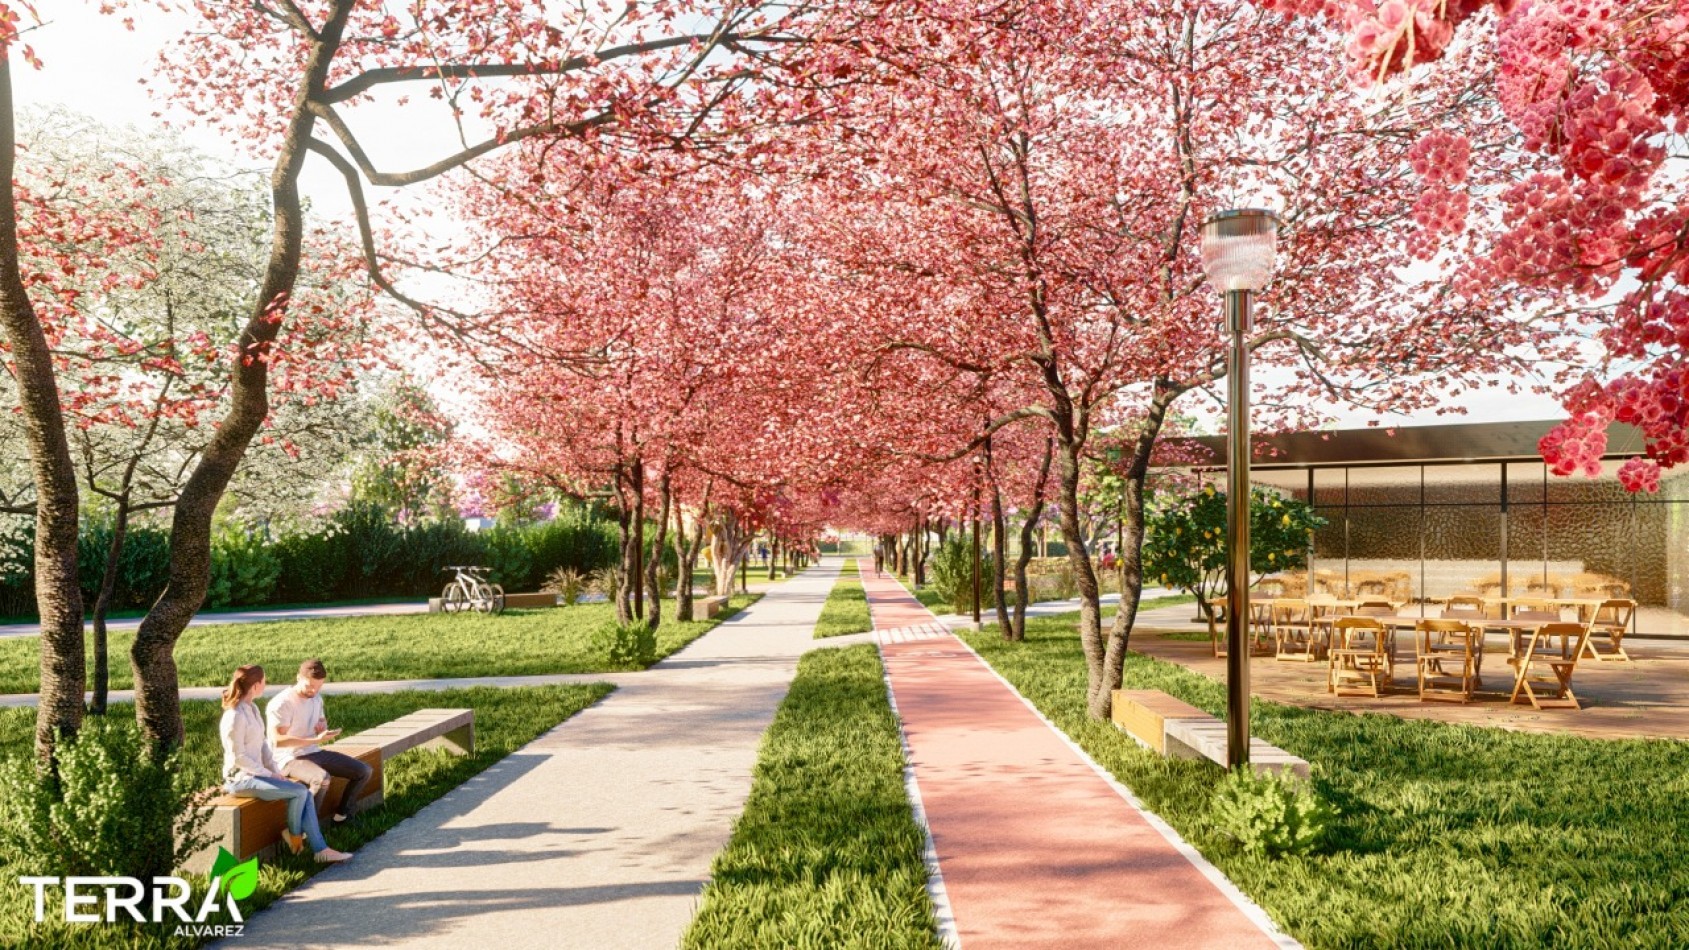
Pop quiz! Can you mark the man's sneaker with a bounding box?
[332,813,349,824]
[314,848,353,864]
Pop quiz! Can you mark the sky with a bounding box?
[14,3,1572,434]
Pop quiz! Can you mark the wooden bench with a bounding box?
[697,595,731,619]
[1111,689,1309,780]
[501,591,559,609]
[186,708,474,873]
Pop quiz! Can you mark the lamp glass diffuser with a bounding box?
[1201,209,1280,291]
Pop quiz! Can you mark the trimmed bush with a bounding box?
[0,717,210,883]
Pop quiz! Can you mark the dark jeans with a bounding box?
[282,749,373,819]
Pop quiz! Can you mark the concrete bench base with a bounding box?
[1112,689,1309,780]
[697,595,730,619]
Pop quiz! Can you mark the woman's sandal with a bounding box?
[282,831,306,855]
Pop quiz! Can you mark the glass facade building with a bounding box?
[1176,421,1689,637]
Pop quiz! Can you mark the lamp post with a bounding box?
[1200,208,1280,770]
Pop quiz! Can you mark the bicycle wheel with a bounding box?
[474,582,505,615]
[442,582,470,613]
[488,583,505,615]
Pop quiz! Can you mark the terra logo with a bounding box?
[19,847,259,939]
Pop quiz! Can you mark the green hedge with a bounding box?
[0,502,623,618]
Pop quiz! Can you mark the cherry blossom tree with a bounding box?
[800,0,1561,717]
[1,111,376,713]
[68,0,872,749]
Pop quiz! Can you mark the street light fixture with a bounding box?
[1200,207,1280,770]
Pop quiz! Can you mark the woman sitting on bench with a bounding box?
[219,664,353,865]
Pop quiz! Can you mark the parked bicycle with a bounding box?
[441,566,505,615]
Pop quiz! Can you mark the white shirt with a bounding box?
[265,685,327,767]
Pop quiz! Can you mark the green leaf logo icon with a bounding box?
[210,848,260,902]
[209,847,238,881]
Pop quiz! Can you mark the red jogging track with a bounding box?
[860,567,1292,949]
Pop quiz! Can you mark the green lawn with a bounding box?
[0,595,761,695]
[683,644,940,949]
[0,683,611,947]
[814,559,872,639]
[960,610,1689,948]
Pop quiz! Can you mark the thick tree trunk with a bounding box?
[709,511,745,598]
[643,471,670,630]
[0,61,86,761]
[1012,440,1054,641]
[673,503,705,622]
[131,6,356,753]
[1103,392,1175,701]
[90,504,132,715]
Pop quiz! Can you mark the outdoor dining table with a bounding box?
[1346,614,1565,691]
[1429,595,1609,623]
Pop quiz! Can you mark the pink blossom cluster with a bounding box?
[1495,3,1570,148]
[1561,67,1666,189]
[1618,456,1661,492]
[1407,131,1470,185]
[1411,185,1469,238]
[1538,413,1609,478]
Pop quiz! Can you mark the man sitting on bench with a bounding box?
[267,658,373,824]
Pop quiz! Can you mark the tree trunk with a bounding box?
[673,502,705,622]
[985,436,1010,634]
[0,60,86,761]
[131,5,356,753]
[1103,392,1175,705]
[709,511,745,598]
[913,516,929,586]
[643,471,670,630]
[615,496,637,626]
[90,503,132,715]
[1012,440,1054,641]
[1052,432,1108,718]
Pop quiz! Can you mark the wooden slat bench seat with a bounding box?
[501,592,559,609]
[336,708,475,759]
[185,708,474,873]
[1111,689,1309,780]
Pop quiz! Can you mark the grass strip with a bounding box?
[0,595,760,695]
[0,683,611,948]
[814,560,872,639]
[959,610,1689,949]
[682,645,940,949]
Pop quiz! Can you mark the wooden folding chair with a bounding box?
[1329,617,1391,697]
[1415,619,1479,703]
[1509,623,1591,710]
[1209,598,1275,658]
[1583,599,1635,662]
[1273,599,1320,662]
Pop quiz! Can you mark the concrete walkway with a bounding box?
[859,568,1296,950]
[0,601,430,639]
[229,559,844,950]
